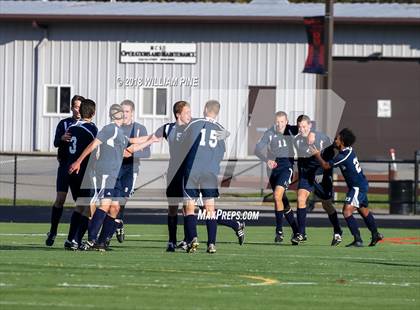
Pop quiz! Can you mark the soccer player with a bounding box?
[310,128,383,247]
[69,104,156,250]
[112,99,151,244]
[63,99,98,250]
[181,100,227,254]
[46,95,84,246]
[294,115,343,246]
[254,111,299,244]
[154,101,192,252]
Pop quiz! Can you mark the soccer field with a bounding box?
[0,223,419,310]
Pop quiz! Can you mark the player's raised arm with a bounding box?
[69,138,102,174]
[129,135,152,144]
[309,145,332,170]
[126,135,160,154]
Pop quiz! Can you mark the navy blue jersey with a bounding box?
[328,147,368,190]
[66,120,98,168]
[296,131,333,170]
[182,118,226,175]
[95,123,129,177]
[121,122,150,170]
[255,126,295,169]
[54,117,78,162]
[155,122,189,176]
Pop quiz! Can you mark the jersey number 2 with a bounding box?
[353,157,362,173]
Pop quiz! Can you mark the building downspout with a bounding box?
[32,21,48,151]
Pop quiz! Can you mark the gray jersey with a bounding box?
[95,123,129,177]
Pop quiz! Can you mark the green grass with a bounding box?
[0,223,419,309]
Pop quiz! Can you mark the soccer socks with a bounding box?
[168,215,178,244]
[297,208,307,235]
[67,211,82,242]
[328,211,342,235]
[75,215,89,245]
[217,218,240,231]
[184,215,197,243]
[98,215,116,244]
[88,208,107,242]
[117,203,126,220]
[361,212,378,235]
[345,215,362,241]
[275,210,284,234]
[284,209,298,235]
[206,219,217,246]
[49,206,63,235]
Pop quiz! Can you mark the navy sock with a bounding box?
[168,215,178,244]
[185,215,197,243]
[297,208,307,235]
[88,209,107,242]
[275,210,284,234]
[67,211,82,241]
[98,215,116,244]
[183,217,188,242]
[117,204,126,220]
[206,219,217,246]
[328,211,342,234]
[282,195,290,207]
[284,209,298,235]
[217,218,239,231]
[345,215,362,241]
[361,212,378,235]
[76,216,89,245]
[50,206,63,235]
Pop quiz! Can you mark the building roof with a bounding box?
[0,0,419,24]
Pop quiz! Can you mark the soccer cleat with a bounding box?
[274,231,284,244]
[235,222,245,245]
[331,233,343,246]
[291,233,304,245]
[45,232,56,246]
[186,237,199,253]
[176,240,188,251]
[93,243,107,252]
[369,232,384,247]
[80,240,95,251]
[115,220,125,243]
[64,239,78,251]
[207,244,217,254]
[166,242,176,252]
[345,239,363,247]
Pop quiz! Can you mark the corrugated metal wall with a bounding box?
[0,22,419,157]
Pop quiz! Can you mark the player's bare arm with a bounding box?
[69,138,102,174]
[129,134,153,144]
[309,145,331,170]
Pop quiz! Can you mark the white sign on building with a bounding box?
[120,42,197,64]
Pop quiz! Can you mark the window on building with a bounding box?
[45,85,72,115]
[141,88,168,117]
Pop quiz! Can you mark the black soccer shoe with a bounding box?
[235,222,246,245]
[331,233,343,247]
[291,233,304,245]
[45,232,56,247]
[166,242,176,252]
[64,239,78,251]
[274,231,284,244]
[345,239,364,247]
[116,220,125,243]
[369,233,384,247]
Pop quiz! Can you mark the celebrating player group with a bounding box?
[45,95,383,253]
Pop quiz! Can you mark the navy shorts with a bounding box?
[68,172,92,202]
[269,167,293,191]
[56,163,70,193]
[345,187,368,208]
[166,169,185,203]
[114,164,138,199]
[183,170,219,200]
[298,168,333,200]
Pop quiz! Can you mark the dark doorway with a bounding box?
[247,86,276,156]
[332,58,420,160]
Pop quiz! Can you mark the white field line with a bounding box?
[0,233,166,237]
[0,301,97,308]
[58,282,114,289]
